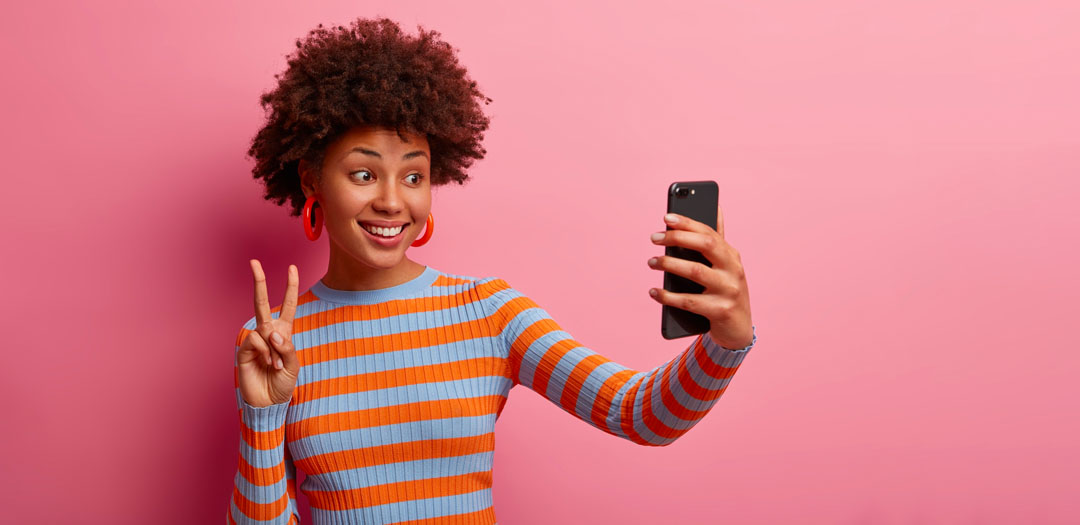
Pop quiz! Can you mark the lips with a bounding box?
[359,220,409,228]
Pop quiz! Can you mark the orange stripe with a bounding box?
[588,369,639,432]
[295,433,496,476]
[295,316,494,368]
[660,349,723,421]
[677,338,735,402]
[294,356,508,403]
[295,285,489,333]
[237,453,284,487]
[286,395,504,438]
[527,329,576,399]
[494,295,559,378]
[618,376,649,445]
[558,353,609,413]
[307,471,493,510]
[432,274,473,287]
[231,486,291,522]
[239,418,286,451]
[389,506,496,524]
[641,364,684,441]
[694,335,741,380]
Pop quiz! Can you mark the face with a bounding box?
[300,125,431,273]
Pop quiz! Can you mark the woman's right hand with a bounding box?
[236,259,300,407]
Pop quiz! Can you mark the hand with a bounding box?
[236,260,301,407]
[647,210,754,349]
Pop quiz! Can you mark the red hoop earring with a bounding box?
[302,195,323,241]
[411,213,434,247]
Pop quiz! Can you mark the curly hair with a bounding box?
[246,17,494,217]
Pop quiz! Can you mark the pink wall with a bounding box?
[3,1,1077,523]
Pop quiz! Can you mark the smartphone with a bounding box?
[661,180,719,340]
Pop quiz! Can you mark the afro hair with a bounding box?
[246,16,493,216]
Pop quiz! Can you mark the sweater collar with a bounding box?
[310,265,438,304]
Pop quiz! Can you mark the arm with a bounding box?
[480,279,756,447]
[227,321,301,524]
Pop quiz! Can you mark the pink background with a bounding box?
[3,1,1078,523]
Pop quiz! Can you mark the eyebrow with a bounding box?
[346,147,429,161]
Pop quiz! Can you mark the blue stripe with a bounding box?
[289,415,497,461]
[230,497,297,525]
[542,344,592,404]
[291,376,512,414]
[604,371,646,437]
[303,452,494,491]
[311,488,492,524]
[233,471,290,505]
[572,360,632,424]
[295,337,505,386]
[238,437,285,470]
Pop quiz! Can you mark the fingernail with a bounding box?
[651,232,665,242]
[649,288,658,297]
[648,257,658,266]
[664,214,678,223]
[275,358,283,369]
[272,332,283,345]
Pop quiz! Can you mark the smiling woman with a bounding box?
[230,15,756,525]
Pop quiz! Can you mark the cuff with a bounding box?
[239,398,291,432]
[704,324,757,353]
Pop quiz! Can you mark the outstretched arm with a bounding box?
[479,279,756,446]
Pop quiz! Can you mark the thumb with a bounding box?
[268,330,299,372]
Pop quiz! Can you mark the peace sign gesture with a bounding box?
[236,260,301,407]
[647,209,755,350]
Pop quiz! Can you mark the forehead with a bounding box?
[331,125,430,155]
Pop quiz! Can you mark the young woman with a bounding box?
[229,17,757,525]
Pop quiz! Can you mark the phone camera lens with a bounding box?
[676,188,689,197]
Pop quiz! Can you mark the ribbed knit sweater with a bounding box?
[228,265,757,524]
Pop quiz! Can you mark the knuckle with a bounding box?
[704,235,718,251]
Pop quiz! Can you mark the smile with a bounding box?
[358,221,409,247]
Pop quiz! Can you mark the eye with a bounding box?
[406,173,424,184]
[350,169,373,182]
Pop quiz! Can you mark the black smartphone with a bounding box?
[661,180,719,340]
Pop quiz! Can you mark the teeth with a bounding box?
[362,224,404,237]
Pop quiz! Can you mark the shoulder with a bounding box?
[431,267,514,296]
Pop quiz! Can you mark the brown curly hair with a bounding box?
[246,16,494,217]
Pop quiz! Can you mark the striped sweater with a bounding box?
[228,265,757,524]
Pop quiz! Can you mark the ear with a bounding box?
[298,159,318,198]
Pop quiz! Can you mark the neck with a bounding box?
[320,240,426,291]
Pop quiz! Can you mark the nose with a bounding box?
[371,179,405,214]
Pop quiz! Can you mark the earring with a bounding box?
[411,213,435,247]
[302,195,323,241]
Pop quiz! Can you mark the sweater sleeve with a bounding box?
[479,278,756,446]
[227,320,301,525]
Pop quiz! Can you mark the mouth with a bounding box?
[358,221,410,245]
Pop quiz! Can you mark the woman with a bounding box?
[229,17,757,525]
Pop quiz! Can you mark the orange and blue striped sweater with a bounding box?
[229,265,757,524]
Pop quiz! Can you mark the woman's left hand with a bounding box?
[647,209,754,349]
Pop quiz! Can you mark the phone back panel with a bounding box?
[661,180,719,339]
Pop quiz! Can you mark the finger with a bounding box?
[663,211,718,237]
[246,330,274,367]
[648,286,725,320]
[279,265,299,326]
[647,255,724,290]
[717,205,725,239]
[651,229,731,268]
[251,259,272,327]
